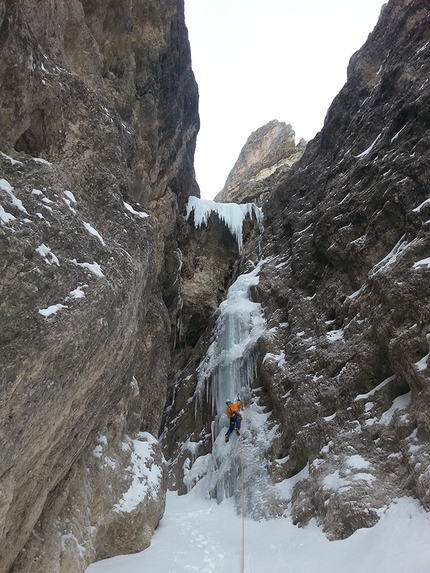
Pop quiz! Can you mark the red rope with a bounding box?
[240,430,245,573]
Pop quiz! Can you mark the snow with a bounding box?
[391,126,406,143]
[417,41,430,55]
[323,470,351,492]
[92,445,103,459]
[347,285,364,299]
[186,196,262,252]
[64,190,77,203]
[69,285,86,299]
[0,204,15,224]
[415,353,429,372]
[413,197,430,212]
[346,454,371,470]
[71,259,105,278]
[123,201,148,219]
[31,156,52,166]
[270,463,309,502]
[86,492,430,573]
[352,473,376,486]
[83,222,105,246]
[0,177,28,214]
[368,235,415,277]
[183,453,213,493]
[114,433,162,513]
[39,303,68,318]
[36,243,60,266]
[380,392,411,426]
[0,151,23,166]
[354,374,395,401]
[413,257,430,270]
[326,328,344,342]
[64,190,77,213]
[355,132,383,159]
[263,350,285,369]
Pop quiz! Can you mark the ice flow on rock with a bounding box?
[187,262,275,515]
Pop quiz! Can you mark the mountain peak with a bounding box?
[215,120,305,204]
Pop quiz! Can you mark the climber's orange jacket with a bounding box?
[226,400,241,418]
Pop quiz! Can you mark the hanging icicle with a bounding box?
[186,196,263,252]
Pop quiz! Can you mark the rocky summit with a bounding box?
[214,119,306,205]
[1,0,430,572]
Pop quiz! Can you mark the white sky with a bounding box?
[184,0,387,199]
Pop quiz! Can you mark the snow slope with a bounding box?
[87,489,430,573]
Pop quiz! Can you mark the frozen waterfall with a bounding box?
[195,264,265,421]
[185,260,278,517]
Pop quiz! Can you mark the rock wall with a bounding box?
[0,1,198,571]
[162,0,430,541]
[2,0,430,569]
[257,0,430,537]
[215,120,305,205]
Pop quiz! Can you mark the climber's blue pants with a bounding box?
[226,414,241,437]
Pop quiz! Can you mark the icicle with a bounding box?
[173,248,183,350]
[257,212,265,260]
[173,248,183,285]
[186,196,263,252]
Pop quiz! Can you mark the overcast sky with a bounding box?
[184,0,387,199]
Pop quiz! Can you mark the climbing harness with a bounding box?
[240,429,245,573]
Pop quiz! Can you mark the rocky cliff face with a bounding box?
[2,0,430,571]
[0,1,199,572]
[162,0,430,541]
[258,0,430,537]
[214,120,305,205]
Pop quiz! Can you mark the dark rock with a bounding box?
[256,0,430,538]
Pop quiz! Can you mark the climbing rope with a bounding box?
[240,430,245,573]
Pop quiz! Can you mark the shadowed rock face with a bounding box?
[251,0,430,538]
[162,0,430,541]
[0,0,198,571]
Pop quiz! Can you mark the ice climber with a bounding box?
[225,397,242,442]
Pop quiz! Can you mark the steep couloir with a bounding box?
[162,0,430,541]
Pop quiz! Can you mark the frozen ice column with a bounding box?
[195,263,266,431]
